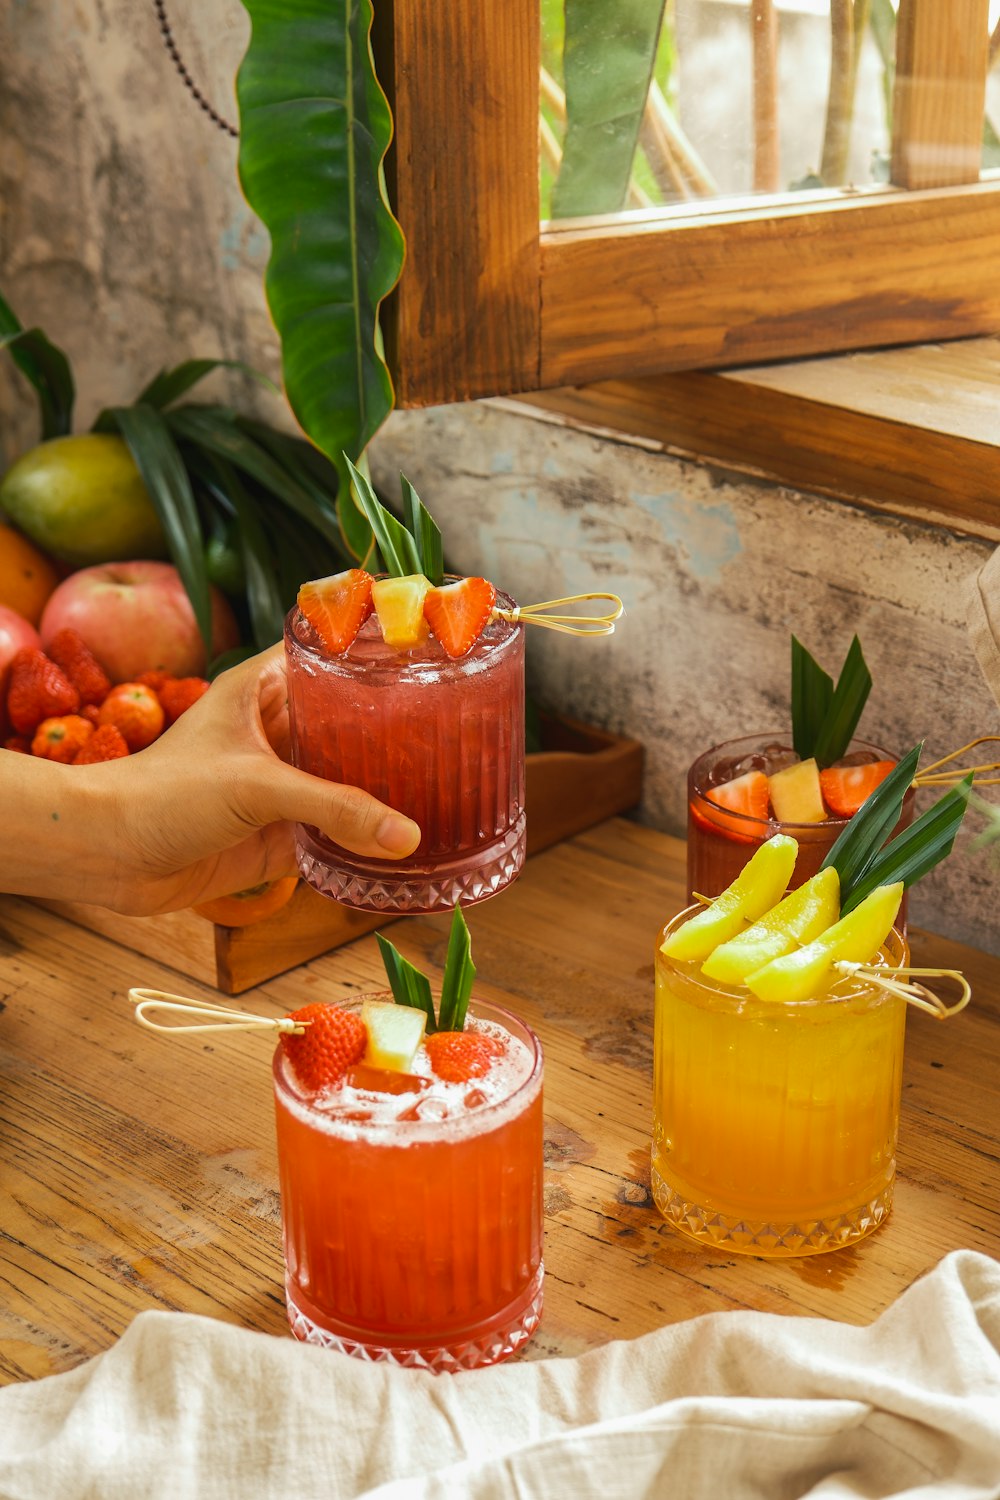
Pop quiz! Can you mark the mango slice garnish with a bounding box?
[660,834,798,962]
[700,866,840,986]
[745,881,903,1003]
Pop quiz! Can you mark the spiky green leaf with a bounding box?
[375,933,437,1032]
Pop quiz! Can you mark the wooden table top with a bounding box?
[2,818,999,1385]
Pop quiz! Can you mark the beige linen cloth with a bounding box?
[1,1249,1000,1499]
[969,547,1000,706]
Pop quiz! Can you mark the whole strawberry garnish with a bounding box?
[72,724,130,764]
[44,628,112,707]
[98,682,165,750]
[159,676,210,724]
[425,1030,505,1083]
[7,648,80,734]
[423,577,497,659]
[281,1002,367,1091]
[298,569,374,654]
[32,714,95,764]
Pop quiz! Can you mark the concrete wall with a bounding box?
[3,0,999,952]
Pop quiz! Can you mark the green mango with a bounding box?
[701,866,841,986]
[660,834,798,963]
[746,882,903,1003]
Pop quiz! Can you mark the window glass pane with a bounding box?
[541,1,992,220]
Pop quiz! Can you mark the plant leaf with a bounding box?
[137,359,276,411]
[345,456,422,577]
[791,636,835,760]
[105,404,213,655]
[0,291,75,440]
[822,743,922,897]
[400,473,444,586]
[375,933,437,1032]
[437,908,476,1032]
[235,0,404,490]
[553,0,668,217]
[203,455,288,649]
[812,635,873,767]
[840,774,972,915]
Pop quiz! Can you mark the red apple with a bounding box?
[39,561,241,683]
[0,604,42,739]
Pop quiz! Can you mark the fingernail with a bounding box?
[376,815,420,855]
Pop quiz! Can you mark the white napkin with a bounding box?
[1,1250,999,1499]
[968,548,1000,707]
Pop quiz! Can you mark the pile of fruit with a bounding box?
[1,625,209,763]
[298,567,498,659]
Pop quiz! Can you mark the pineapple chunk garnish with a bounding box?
[361,998,427,1071]
[768,758,827,823]
[372,574,431,649]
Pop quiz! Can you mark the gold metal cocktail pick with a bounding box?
[492,592,624,637]
[913,737,1000,788]
[832,963,971,1018]
[128,987,308,1036]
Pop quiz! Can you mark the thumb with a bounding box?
[243,764,421,859]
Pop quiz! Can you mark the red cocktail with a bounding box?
[273,997,544,1371]
[687,733,913,904]
[284,593,525,912]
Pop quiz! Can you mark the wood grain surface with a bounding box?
[2,820,998,1384]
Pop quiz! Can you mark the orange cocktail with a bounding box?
[273,997,544,1371]
[653,911,907,1256]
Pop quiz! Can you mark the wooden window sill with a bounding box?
[513,337,1000,543]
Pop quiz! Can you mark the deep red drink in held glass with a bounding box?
[284,590,525,912]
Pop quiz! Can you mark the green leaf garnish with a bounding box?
[839,774,972,916]
[791,635,873,767]
[375,908,477,1032]
[375,933,437,1033]
[821,744,922,898]
[437,907,477,1031]
[400,473,444,586]
[345,456,422,578]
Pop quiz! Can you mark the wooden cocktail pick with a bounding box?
[128,987,307,1036]
[913,737,1000,788]
[832,963,970,1018]
[492,592,624,637]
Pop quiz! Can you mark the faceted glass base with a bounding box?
[285,1262,544,1372]
[296,814,526,913]
[651,1162,893,1258]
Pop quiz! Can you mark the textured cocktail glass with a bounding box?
[284,595,525,912]
[652,913,908,1256]
[273,997,544,1371]
[687,733,913,905]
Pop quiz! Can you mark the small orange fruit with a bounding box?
[0,524,59,625]
[192,876,299,928]
[97,682,165,750]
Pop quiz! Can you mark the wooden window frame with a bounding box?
[377,0,999,411]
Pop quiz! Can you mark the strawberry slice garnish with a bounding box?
[281,1002,367,1091]
[423,577,497,659]
[297,569,374,655]
[819,760,896,818]
[694,769,770,844]
[425,1029,505,1083]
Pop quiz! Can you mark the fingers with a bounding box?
[243,763,421,860]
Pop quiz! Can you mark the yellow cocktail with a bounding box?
[653,910,907,1256]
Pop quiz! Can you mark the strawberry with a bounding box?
[158,676,210,724]
[425,1030,505,1083]
[80,703,102,726]
[6,648,80,734]
[819,760,896,818]
[298,569,374,654]
[31,714,95,764]
[423,577,497,659]
[3,735,31,754]
[98,682,165,751]
[281,1002,367,1091]
[44,628,112,707]
[693,768,771,844]
[136,670,171,694]
[72,724,130,764]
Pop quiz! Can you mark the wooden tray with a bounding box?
[39,713,644,994]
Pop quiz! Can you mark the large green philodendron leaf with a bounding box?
[553,0,668,218]
[235,0,404,553]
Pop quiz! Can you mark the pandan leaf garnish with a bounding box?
[375,907,477,1032]
[345,456,444,585]
[791,635,872,768]
[822,743,971,914]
